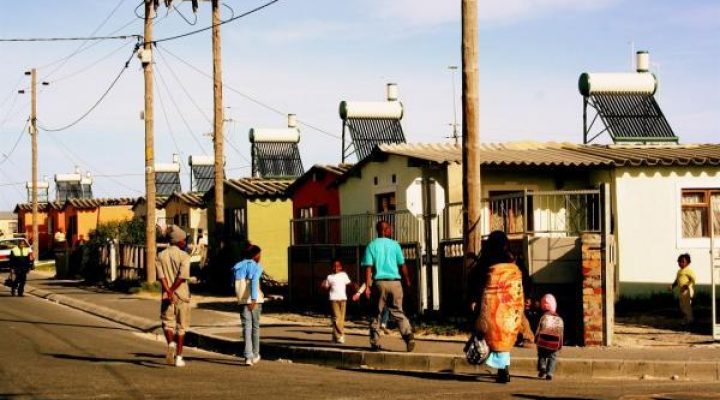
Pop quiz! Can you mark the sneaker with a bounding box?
[244,358,253,366]
[337,336,345,344]
[252,355,261,364]
[174,356,185,367]
[165,342,176,366]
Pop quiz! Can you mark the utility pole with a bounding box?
[212,0,225,250]
[462,0,481,273]
[143,0,157,284]
[30,68,39,260]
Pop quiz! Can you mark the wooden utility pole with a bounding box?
[462,0,481,266]
[30,68,39,259]
[143,0,157,283]
[212,0,225,247]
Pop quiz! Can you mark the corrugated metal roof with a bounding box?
[285,164,355,195]
[376,142,720,168]
[65,197,136,210]
[132,196,168,210]
[224,178,294,198]
[14,202,63,213]
[164,192,205,208]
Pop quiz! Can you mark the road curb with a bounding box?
[24,284,720,381]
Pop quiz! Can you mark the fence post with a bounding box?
[109,240,117,282]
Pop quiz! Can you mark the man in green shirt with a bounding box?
[362,220,414,352]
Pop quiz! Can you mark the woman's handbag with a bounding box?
[3,277,14,288]
[463,332,490,365]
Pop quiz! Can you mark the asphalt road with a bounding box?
[2,288,720,400]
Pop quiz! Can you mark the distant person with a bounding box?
[475,231,524,384]
[321,259,353,343]
[670,253,696,325]
[362,220,415,352]
[233,245,264,366]
[156,225,192,367]
[54,228,67,248]
[9,240,34,297]
[535,294,564,381]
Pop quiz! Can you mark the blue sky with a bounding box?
[1,0,719,210]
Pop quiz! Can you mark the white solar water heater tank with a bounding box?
[189,155,214,166]
[578,72,657,96]
[249,128,301,143]
[339,101,404,120]
[55,173,82,183]
[155,163,181,173]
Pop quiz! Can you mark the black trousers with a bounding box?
[13,271,27,296]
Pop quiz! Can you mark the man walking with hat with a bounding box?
[157,225,192,367]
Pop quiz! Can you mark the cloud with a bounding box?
[368,0,619,28]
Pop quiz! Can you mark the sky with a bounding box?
[0,0,719,210]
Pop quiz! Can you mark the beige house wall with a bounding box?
[612,166,720,297]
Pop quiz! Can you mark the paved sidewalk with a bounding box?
[13,272,720,381]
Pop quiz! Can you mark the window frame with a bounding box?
[681,188,720,239]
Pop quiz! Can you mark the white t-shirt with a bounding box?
[327,272,351,301]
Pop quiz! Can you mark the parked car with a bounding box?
[0,238,32,270]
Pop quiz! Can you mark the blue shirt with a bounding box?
[362,237,405,280]
[233,259,263,300]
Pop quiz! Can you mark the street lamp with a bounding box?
[448,65,460,145]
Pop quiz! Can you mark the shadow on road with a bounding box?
[0,318,131,332]
[132,352,248,367]
[47,353,165,368]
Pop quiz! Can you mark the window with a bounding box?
[376,192,396,213]
[681,189,720,238]
[224,208,247,239]
[488,190,532,234]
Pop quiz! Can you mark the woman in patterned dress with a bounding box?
[475,231,524,383]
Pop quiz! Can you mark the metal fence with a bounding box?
[439,189,603,239]
[290,210,422,246]
[490,189,602,235]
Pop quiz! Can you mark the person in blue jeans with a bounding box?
[233,245,264,366]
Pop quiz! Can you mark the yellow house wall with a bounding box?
[247,198,292,282]
[612,166,720,297]
[97,205,133,225]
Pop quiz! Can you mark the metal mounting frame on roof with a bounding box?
[342,118,406,162]
[583,93,678,144]
[251,142,304,178]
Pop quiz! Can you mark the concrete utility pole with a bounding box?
[143,0,157,283]
[212,0,225,248]
[30,68,39,259]
[462,0,481,269]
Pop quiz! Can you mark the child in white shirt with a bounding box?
[322,259,352,343]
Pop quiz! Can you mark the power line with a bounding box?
[0,34,141,43]
[154,46,211,124]
[42,0,130,81]
[37,17,139,71]
[51,40,133,84]
[44,133,143,195]
[153,67,187,171]
[157,44,341,139]
[37,45,140,132]
[151,0,280,44]
[154,57,209,154]
[0,119,29,165]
